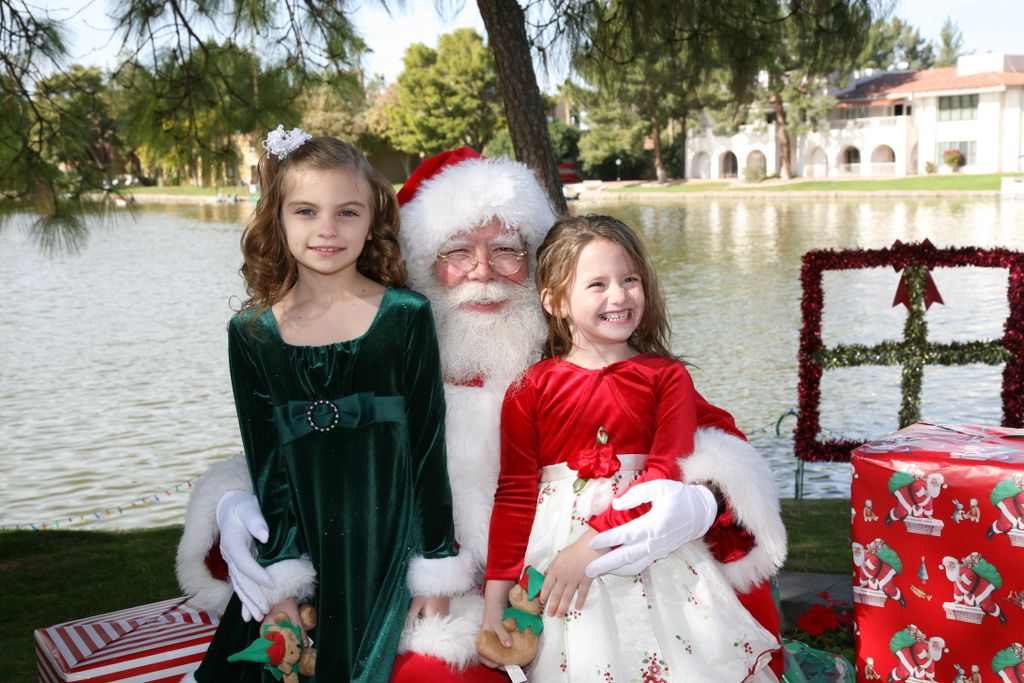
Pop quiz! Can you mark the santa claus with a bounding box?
[853,539,906,608]
[940,551,1006,624]
[888,625,946,683]
[988,474,1024,541]
[175,148,787,681]
[992,643,1024,683]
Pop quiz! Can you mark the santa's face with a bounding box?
[434,219,529,312]
[422,221,546,386]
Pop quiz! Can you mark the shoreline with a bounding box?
[122,184,1009,205]
[575,188,1002,202]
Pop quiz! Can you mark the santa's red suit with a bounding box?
[859,550,904,605]
[997,662,1024,683]
[993,492,1024,534]
[892,641,937,681]
[175,149,787,681]
[950,565,1002,620]
[889,478,935,522]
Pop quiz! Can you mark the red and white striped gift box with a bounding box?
[35,597,219,682]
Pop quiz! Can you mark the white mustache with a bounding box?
[445,281,516,307]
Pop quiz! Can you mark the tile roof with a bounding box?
[839,67,1024,103]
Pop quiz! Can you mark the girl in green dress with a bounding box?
[192,128,458,682]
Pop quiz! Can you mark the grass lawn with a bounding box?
[611,172,1022,194]
[1,498,850,682]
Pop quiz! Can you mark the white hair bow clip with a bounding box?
[262,124,312,159]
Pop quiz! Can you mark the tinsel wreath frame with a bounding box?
[795,240,1024,463]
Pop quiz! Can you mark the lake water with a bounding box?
[1,197,1021,530]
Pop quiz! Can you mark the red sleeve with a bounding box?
[589,362,693,532]
[484,376,541,581]
[692,387,757,562]
[693,387,745,440]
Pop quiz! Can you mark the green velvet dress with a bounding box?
[195,287,457,683]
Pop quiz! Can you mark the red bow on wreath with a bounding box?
[891,238,944,310]
[568,426,619,493]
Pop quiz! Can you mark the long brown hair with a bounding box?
[239,137,406,316]
[534,214,674,360]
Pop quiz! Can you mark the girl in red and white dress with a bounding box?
[480,214,779,682]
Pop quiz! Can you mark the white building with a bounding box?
[688,53,1024,180]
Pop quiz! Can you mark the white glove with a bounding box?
[216,489,274,621]
[585,479,718,578]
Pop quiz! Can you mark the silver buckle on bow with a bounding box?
[306,400,340,432]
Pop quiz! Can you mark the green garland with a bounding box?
[795,241,1024,462]
[814,268,1011,427]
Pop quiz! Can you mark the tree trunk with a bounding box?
[678,107,689,180]
[650,113,666,182]
[772,94,792,180]
[476,0,567,214]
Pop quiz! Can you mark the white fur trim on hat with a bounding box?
[407,553,478,597]
[399,157,557,290]
[680,428,788,593]
[176,453,252,613]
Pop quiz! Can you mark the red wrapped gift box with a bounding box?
[851,423,1024,683]
[35,597,219,682]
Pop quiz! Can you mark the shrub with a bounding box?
[744,164,767,182]
[943,149,964,170]
[924,161,936,174]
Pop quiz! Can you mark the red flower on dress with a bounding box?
[796,603,842,636]
[568,443,619,480]
[568,427,619,493]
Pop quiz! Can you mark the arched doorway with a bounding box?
[745,150,767,180]
[838,146,861,176]
[804,147,828,178]
[691,152,710,179]
[871,145,896,176]
[720,151,738,179]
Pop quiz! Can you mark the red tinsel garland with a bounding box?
[796,240,1024,463]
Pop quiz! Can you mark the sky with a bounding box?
[37,0,1024,90]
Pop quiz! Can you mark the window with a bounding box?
[936,140,977,165]
[839,106,868,120]
[938,94,979,121]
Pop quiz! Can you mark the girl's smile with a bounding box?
[560,237,645,365]
[281,166,372,280]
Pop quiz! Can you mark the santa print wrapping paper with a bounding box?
[850,423,1024,683]
[34,597,219,682]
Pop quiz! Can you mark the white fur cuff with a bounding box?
[681,428,788,593]
[265,557,317,605]
[398,593,483,669]
[407,553,477,597]
[175,454,252,613]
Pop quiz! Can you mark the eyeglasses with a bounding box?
[436,249,527,277]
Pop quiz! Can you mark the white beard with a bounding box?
[421,279,546,389]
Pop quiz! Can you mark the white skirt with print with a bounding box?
[522,457,779,683]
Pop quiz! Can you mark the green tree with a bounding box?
[0,3,97,248]
[113,42,297,187]
[753,2,877,178]
[574,27,678,182]
[300,74,377,144]
[477,0,567,212]
[859,16,935,70]
[935,17,964,67]
[33,66,121,191]
[385,29,504,157]
[483,120,580,162]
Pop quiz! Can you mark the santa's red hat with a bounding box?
[397,147,557,290]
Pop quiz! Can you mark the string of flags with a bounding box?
[0,478,197,531]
